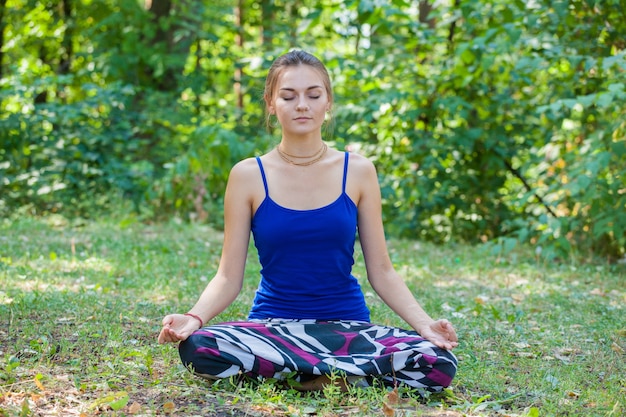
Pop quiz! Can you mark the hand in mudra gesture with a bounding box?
[158,314,202,344]
[420,319,458,350]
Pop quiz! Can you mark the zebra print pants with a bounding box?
[178,319,457,392]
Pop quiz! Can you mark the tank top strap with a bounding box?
[255,157,269,197]
[342,152,350,193]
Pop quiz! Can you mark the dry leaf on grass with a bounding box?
[162,401,176,414]
[382,401,395,417]
[382,387,399,417]
[127,401,142,414]
[385,387,399,405]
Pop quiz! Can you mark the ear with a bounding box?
[264,94,275,115]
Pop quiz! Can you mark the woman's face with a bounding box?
[268,64,331,138]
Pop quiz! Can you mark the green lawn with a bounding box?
[0,216,624,416]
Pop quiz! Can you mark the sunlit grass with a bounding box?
[1,216,624,416]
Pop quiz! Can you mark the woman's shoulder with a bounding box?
[346,151,377,176]
[229,156,262,177]
[225,157,265,195]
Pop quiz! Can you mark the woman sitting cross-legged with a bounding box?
[157,49,458,392]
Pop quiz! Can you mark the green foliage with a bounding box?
[145,123,272,225]
[328,0,626,259]
[1,78,173,215]
[1,0,624,259]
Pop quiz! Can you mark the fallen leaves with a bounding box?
[589,288,606,296]
[88,391,129,412]
[511,342,537,358]
[162,400,176,414]
[613,330,626,355]
[611,342,625,354]
[127,401,142,414]
[380,388,463,417]
[382,387,399,416]
[382,401,395,417]
[34,374,45,391]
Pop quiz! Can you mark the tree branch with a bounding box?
[499,154,558,218]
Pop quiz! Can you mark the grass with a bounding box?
[0,215,624,416]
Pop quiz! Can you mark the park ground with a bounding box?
[1,216,624,416]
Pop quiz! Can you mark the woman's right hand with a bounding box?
[157,314,202,344]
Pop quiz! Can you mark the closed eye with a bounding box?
[281,96,320,100]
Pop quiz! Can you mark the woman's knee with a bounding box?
[178,333,204,368]
[428,348,458,388]
[178,331,244,378]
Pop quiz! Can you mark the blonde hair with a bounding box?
[263,50,334,134]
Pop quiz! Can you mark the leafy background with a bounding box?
[1,0,625,260]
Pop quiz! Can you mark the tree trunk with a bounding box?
[147,0,172,45]
[56,0,73,103]
[58,0,72,75]
[260,0,274,49]
[34,46,48,104]
[448,0,460,52]
[418,0,435,29]
[234,0,244,110]
[144,0,177,91]
[287,1,298,47]
[0,0,7,80]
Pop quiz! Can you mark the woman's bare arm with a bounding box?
[351,155,458,349]
[158,159,260,343]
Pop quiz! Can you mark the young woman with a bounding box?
[158,50,458,392]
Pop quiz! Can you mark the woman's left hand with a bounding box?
[419,319,458,350]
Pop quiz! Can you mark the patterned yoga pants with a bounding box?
[178,320,457,392]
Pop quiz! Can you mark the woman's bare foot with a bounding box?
[289,375,348,392]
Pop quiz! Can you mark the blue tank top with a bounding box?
[248,152,370,322]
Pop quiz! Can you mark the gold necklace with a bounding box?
[278,143,325,158]
[276,143,328,166]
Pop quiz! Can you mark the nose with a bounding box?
[296,96,309,111]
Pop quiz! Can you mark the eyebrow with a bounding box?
[279,85,323,92]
